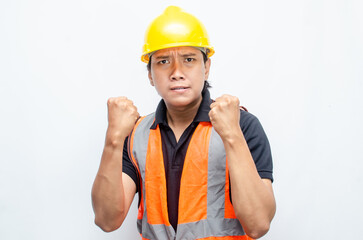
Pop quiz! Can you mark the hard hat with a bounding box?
[141,6,215,63]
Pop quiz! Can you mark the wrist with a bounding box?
[221,129,245,147]
[105,128,128,148]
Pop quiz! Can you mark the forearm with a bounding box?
[223,131,276,239]
[92,130,127,231]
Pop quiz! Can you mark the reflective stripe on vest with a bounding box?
[129,113,254,240]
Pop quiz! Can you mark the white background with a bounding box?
[1,0,362,239]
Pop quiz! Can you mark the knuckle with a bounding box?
[108,96,130,107]
[107,97,114,105]
[116,96,127,102]
[219,100,227,106]
[120,101,129,109]
[222,94,230,100]
[130,108,137,115]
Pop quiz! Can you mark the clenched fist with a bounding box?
[209,95,241,140]
[106,97,140,140]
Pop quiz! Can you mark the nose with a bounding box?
[170,61,185,81]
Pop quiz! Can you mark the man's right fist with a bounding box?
[106,97,140,138]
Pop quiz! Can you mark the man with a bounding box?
[92,6,275,240]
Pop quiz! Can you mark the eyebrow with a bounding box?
[180,53,197,58]
[154,52,198,59]
[154,55,170,60]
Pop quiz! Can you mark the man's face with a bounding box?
[148,46,211,109]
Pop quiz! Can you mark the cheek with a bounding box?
[150,77,165,95]
[187,66,205,79]
[193,68,207,84]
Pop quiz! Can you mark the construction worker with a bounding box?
[92,6,275,240]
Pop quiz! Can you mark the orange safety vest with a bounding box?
[128,113,254,240]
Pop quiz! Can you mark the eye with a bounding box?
[185,58,195,62]
[158,59,169,64]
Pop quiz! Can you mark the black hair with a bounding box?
[146,51,211,88]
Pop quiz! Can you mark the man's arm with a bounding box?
[91,97,139,232]
[209,95,276,239]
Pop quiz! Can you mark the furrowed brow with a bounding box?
[154,55,170,60]
[180,53,197,58]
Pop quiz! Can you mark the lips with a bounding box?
[171,86,189,90]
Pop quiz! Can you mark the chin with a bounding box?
[168,100,191,108]
[166,97,200,109]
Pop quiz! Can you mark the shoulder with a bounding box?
[134,112,156,130]
[140,112,156,121]
[239,110,271,158]
[239,110,265,136]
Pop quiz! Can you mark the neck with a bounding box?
[165,96,202,130]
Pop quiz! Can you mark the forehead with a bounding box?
[152,46,202,57]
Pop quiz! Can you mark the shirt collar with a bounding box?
[150,83,212,129]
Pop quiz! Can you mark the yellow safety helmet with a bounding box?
[141,6,215,63]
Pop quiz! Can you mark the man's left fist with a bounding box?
[209,94,241,140]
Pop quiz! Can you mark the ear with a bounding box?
[148,71,154,86]
[204,58,211,80]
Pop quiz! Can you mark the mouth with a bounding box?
[171,86,189,90]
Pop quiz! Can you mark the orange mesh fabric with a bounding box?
[145,126,170,225]
[178,122,211,224]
